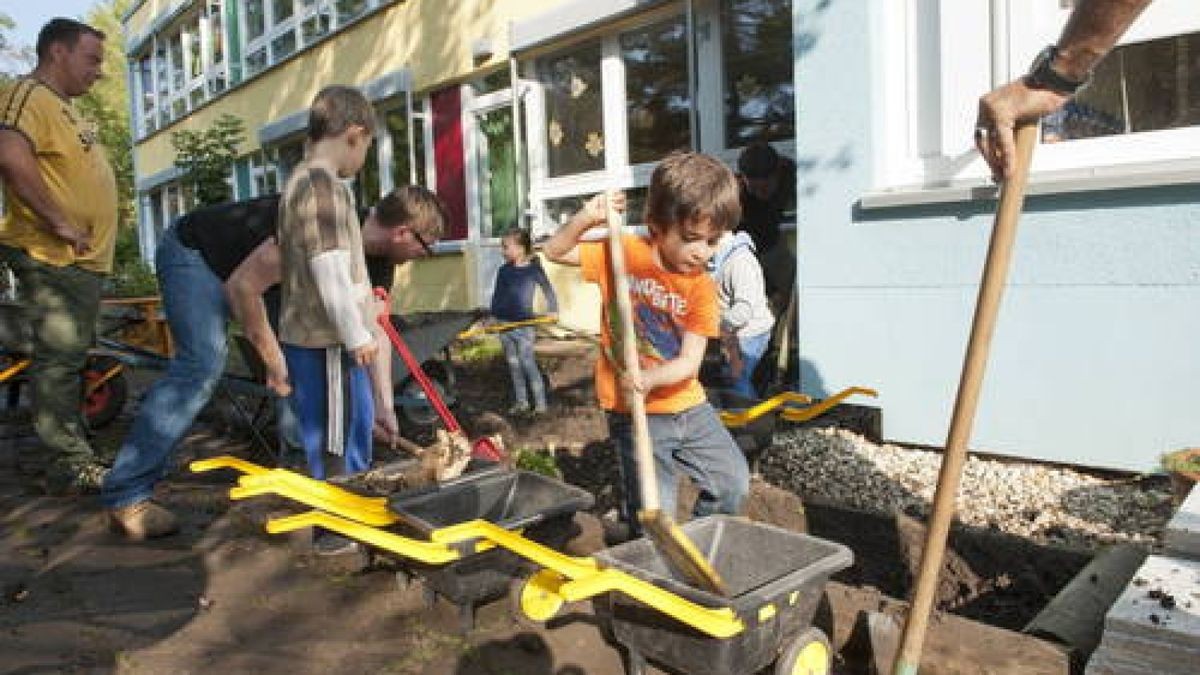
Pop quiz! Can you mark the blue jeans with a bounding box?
[607,401,749,535]
[284,344,373,480]
[726,330,772,399]
[103,228,230,508]
[499,326,547,409]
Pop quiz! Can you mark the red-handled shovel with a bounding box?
[374,288,505,463]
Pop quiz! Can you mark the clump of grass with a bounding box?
[455,337,503,363]
[515,447,560,478]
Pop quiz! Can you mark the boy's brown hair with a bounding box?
[307,85,376,142]
[375,185,449,240]
[644,151,741,237]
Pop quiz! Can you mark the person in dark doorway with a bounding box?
[736,141,796,316]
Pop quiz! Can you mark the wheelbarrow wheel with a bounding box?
[775,626,832,675]
[83,355,128,429]
[395,363,453,431]
[509,569,566,628]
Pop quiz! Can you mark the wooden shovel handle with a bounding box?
[892,122,1039,674]
[605,194,661,511]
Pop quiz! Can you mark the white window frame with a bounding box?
[464,85,526,244]
[133,52,157,136]
[518,0,792,235]
[521,0,797,235]
[202,0,229,96]
[866,0,1200,207]
[369,94,434,193]
[236,0,383,82]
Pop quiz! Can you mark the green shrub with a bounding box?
[515,447,559,478]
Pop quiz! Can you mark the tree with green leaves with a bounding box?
[171,113,246,206]
[0,12,35,83]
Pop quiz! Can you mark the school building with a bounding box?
[122,0,1199,471]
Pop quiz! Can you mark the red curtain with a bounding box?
[431,85,467,241]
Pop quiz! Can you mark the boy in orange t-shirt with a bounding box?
[544,152,750,535]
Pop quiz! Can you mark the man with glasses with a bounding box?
[102,186,447,541]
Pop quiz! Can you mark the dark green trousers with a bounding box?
[0,246,103,470]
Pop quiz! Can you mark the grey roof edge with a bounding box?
[509,0,669,53]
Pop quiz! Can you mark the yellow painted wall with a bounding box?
[542,259,602,334]
[388,252,469,313]
[125,0,170,38]
[131,0,562,175]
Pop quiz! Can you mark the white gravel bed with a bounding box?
[759,427,1174,550]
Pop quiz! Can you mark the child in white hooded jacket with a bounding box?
[709,231,775,398]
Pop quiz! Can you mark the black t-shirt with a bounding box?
[176,195,393,288]
[175,195,279,281]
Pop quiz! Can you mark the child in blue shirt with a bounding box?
[490,227,558,415]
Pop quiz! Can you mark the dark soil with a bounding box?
[0,335,1113,674]
[452,336,1094,631]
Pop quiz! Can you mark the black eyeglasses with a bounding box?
[411,228,435,257]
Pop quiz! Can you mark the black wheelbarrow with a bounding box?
[386,467,594,631]
[593,516,853,675]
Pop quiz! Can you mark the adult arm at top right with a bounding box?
[975,0,1152,181]
[542,192,625,266]
[0,130,92,255]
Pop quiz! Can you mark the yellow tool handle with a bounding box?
[457,315,557,339]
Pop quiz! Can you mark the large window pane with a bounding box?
[336,0,369,24]
[271,30,297,60]
[412,114,428,188]
[538,42,605,177]
[302,10,332,43]
[208,2,225,64]
[272,0,294,23]
[245,0,266,41]
[722,0,794,147]
[245,46,268,76]
[1043,32,1200,143]
[474,106,520,238]
[385,108,413,186]
[353,138,381,207]
[169,33,185,90]
[622,15,691,164]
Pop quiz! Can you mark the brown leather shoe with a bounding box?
[109,501,179,541]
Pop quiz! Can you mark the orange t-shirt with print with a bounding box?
[580,233,719,414]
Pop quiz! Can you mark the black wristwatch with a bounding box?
[1026,45,1089,96]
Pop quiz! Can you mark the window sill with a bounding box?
[860,158,1200,210]
[431,240,466,255]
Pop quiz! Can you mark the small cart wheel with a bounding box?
[776,627,832,675]
[510,569,566,626]
[82,355,128,429]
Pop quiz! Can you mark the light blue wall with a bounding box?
[793,0,1200,471]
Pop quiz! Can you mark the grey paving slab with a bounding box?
[1101,554,1200,654]
[1166,483,1200,559]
